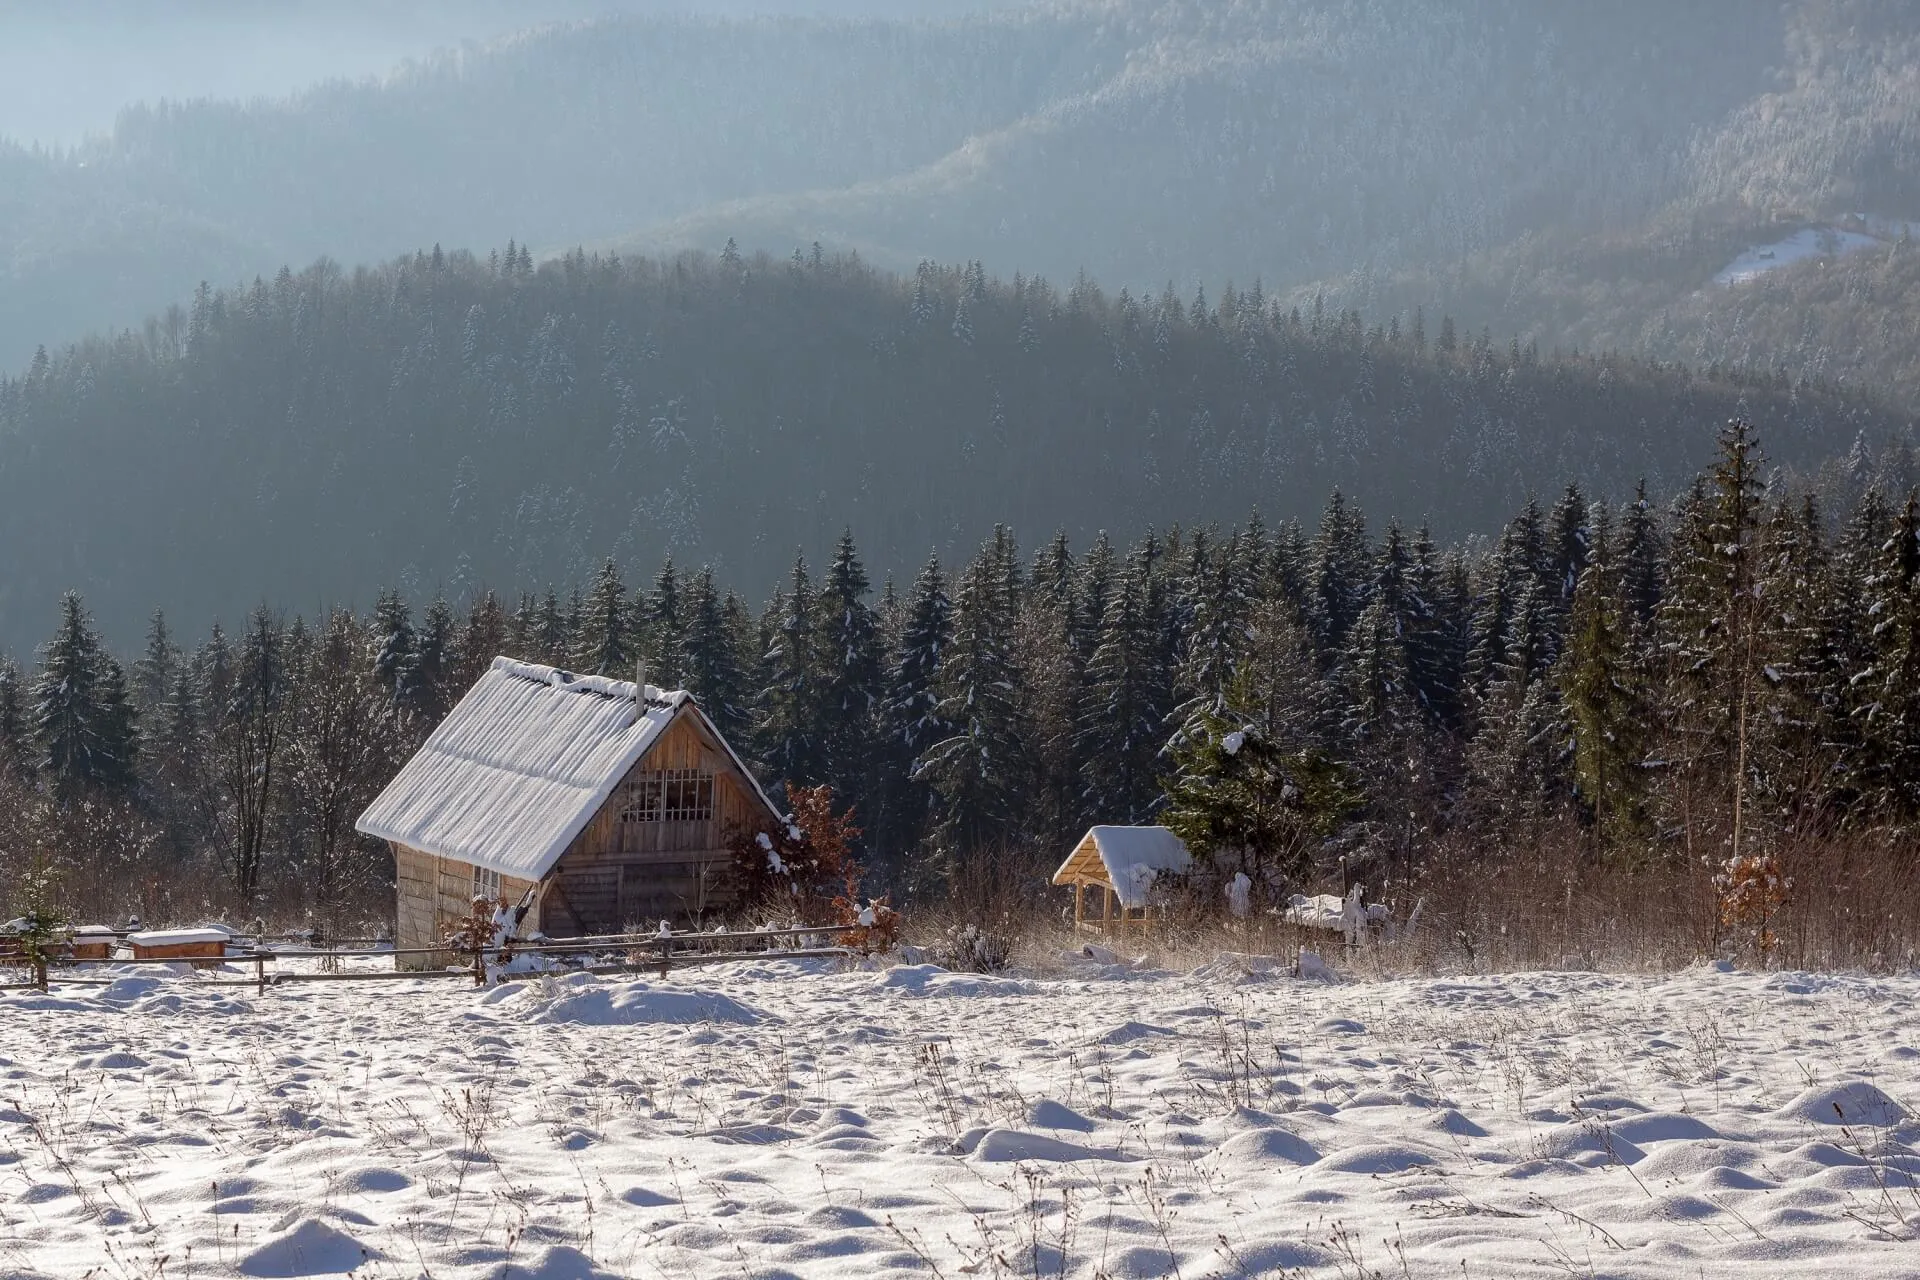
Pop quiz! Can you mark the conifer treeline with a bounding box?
[6,419,1920,924]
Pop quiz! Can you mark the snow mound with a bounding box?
[1607,1112,1722,1145]
[1535,1123,1647,1166]
[495,1245,627,1279]
[1775,1081,1907,1129]
[238,1218,376,1276]
[1210,1126,1321,1167]
[496,977,764,1026]
[971,1128,1138,1163]
[1314,1143,1437,1174]
[1096,1020,1175,1044]
[875,964,1035,997]
[1027,1099,1095,1132]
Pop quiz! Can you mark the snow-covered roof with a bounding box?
[1052,826,1194,909]
[355,657,778,880]
[127,928,230,947]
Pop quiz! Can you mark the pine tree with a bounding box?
[287,609,400,929]
[1172,532,1251,743]
[1308,490,1371,651]
[759,555,822,786]
[643,557,687,688]
[1861,492,1920,819]
[0,659,29,779]
[876,554,952,860]
[220,606,287,902]
[32,592,136,797]
[132,609,178,714]
[1656,421,1767,858]
[918,547,1030,862]
[1559,502,1648,847]
[1340,592,1419,748]
[1160,707,1360,890]
[679,567,749,743]
[537,589,569,665]
[1077,561,1167,823]
[817,531,883,807]
[1620,480,1663,631]
[416,595,458,720]
[1404,524,1465,730]
[575,558,632,677]
[1075,531,1117,657]
[372,588,421,712]
[1544,484,1589,618]
[456,590,509,691]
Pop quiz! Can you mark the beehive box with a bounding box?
[127,928,230,966]
[68,926,118,961]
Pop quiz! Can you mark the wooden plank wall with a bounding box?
[392,843,536,971]
[548,711,774,934]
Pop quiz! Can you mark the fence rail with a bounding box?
[0,924,861,995]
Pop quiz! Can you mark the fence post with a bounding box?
[256,951,267,996]
[656,934,671,979]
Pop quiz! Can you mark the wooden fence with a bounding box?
[0,925,858,996]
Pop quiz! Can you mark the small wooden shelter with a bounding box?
[1052,825,1193,934]
[357,658,783,968]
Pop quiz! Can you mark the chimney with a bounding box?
[634,654,648,713]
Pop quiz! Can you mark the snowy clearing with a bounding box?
[1713,226,1887,285]
[1,959,1917,1278]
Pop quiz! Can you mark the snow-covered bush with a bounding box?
[931,922,1012,974]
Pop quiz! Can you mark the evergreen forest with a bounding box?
[0,245,1903,656]
[7,421,1920,946]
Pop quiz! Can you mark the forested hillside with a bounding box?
[13,0,1920,380]
[0,245,1901,655]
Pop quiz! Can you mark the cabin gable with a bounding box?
[537,707,775,936]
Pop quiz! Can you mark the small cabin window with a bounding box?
[472,864,501,901]
[622,769,715,823]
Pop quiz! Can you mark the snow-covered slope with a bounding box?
[1,960,1916,1277]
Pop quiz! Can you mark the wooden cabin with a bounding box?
[357,658,783,969]
[1052,826,1193,934]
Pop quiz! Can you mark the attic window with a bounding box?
[622,769,715,823]
[472,864,501,902]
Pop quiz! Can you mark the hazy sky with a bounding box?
[0,0,1014,147]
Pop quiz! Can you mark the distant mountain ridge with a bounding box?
[13,0,1920,389]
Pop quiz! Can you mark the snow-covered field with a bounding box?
[2,956,1917,1278]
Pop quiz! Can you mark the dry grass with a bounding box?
[902,828,1920,979]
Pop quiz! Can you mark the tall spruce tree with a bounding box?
[1078,559,1169,823]
[680,566,750,744]
[816,531,883,808]
[758,555,822,786]
[132,609,178,715]
[1560,502,1648,847]
[876,554,952,861]
[0,659,29,780]
[575,558,633,677]
[33,592,137,797]
[918,547,1029,862]
[220,606,287,902]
